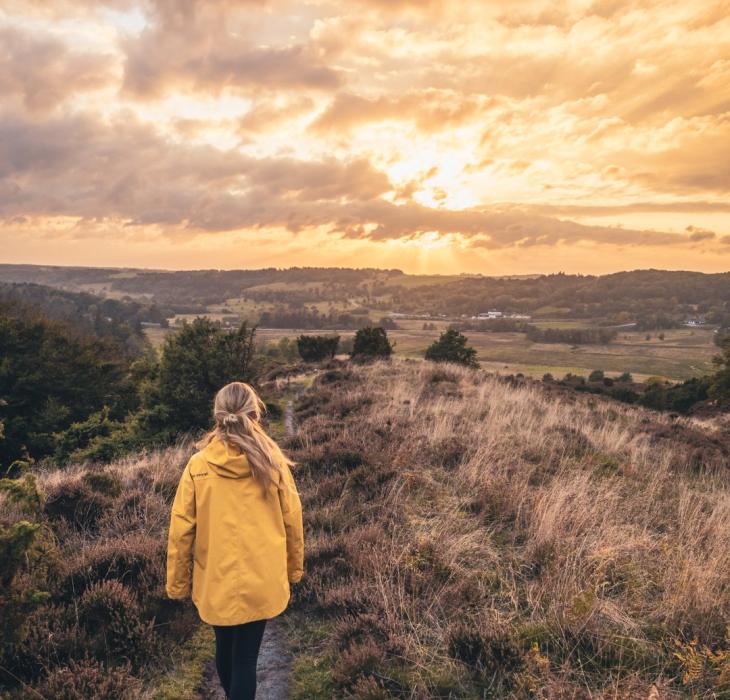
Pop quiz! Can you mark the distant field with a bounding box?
[144,321,719,380]
[389,326,718,380]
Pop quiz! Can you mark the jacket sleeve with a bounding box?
[166,459,196,599]
[277,462,304,583]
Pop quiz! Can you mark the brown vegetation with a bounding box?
[284,359,729,698]
[0,444,198,698]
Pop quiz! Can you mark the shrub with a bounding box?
[332,639,386,689]
[447,620,523,679]
[351,326,393,360]
[0,472,42,513]
[297,334,340,362]
[54,408,128,464]
[33,657,142,700]
[0,520,50,687]
[78,580,157,668]
[82,470,122,498]
[425,329,479,368]
[43,480,112,530]
[13,603,83,682]
[61,533,165,603]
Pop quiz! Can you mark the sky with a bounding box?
[0,0,729,275]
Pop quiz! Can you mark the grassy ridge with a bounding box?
[0,443,204,699]
[283,360,729,698]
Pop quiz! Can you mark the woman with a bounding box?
[166,381,304,700]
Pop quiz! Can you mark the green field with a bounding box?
[146,322,718,381]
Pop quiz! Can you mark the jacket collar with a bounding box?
[202,436,252,479]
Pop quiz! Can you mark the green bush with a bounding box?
[54,408,130,464]
[297,334,340,362]
[0,520,49,681]
[351,326,393,360]
[709,335,730,406]
[425,329,479,368]
[0,472,42,513]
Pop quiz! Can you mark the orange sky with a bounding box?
[1,0,729,274]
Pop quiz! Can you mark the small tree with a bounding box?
[351,326,393,360]
[588,369,604,382]
[297,334,340,362]
[138,318,257,441]
[425,329,479,368]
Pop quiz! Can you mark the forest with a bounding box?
[1,265,728,329]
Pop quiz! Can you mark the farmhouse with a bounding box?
[470,310,532,320]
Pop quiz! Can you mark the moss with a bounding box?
[289,654,336,700]
[149,624,215,700]
[0,473,42,513]
[283,613,337,700]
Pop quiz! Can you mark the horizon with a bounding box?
[1,1,729,274]
[2,261,729,279]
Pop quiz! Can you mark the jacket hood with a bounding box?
[202,437,253,479]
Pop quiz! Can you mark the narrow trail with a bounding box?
[199,391,303,700]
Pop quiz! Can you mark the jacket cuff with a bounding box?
[288,570,304,584]
[166,586,190,600]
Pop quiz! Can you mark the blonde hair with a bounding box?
[196,381,295,489]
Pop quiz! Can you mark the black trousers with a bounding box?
[213,619,267,700]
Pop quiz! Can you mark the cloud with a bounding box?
[309,90,489,134]
[685,225,716,241]
[119,1,341,99]
[1,0,729,270]
[0,23,116,112]
[0,108,390,232]
[0,106,720,254]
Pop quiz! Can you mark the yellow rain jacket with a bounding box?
[165,435,304,626]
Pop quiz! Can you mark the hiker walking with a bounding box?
[166,381,304,700]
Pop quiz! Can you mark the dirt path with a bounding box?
[200,619,293,700]
[198,394,302,700]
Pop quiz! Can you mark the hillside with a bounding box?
[0,281,155,358]
[1,359,728,698]
[1,265,728,326]
[282,360,729,698]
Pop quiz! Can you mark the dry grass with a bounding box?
[286,359,730,699]
[0,441,199,698]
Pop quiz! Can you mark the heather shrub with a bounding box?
[332,639,386,690]
[286,359,730,698]
[60,532,165,603]
[33,657,142,700]
[347,675,395,699]
[43,478,112,530]
[78,579,158,668]
[82,470,122,498]
[13,604,85,682]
